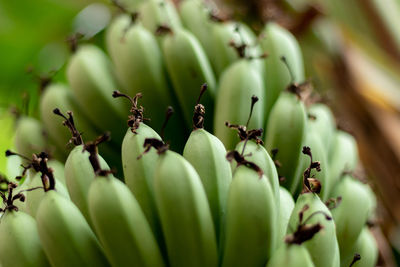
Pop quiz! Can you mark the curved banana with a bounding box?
[345,227,378,267]
[330,175,373,263]
[307,103,336,151]
[266,244,315,267]
[277,186,295,245]
[234,140,279,204]
[152,147,218,267]
[139,0,182,34]
[14,116,47,162]
[183,97,232,242]
[265,91,306,194]
[260,22,305,119]
[64,145,109,224]
[88,159,165,266]
[221,165,277,267]
[37,190,110,267]
[66,44,127,144]
[328,130,359,187]
[287,192,338,267]
[0,183,50,267]
[162,28,216,130]
[214,59,265,150]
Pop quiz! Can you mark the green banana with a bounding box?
[277,186,295,245]
[307,103,336,151]
[147,140,218,267]
[162,28,216,130]
[266,244,315,267]
[66,44,127,144]
[330,175,373,264]
[221,164,277,267]
[344,228,378,267]
[287,192,338,267]
[106,15,175,130]
[214,59,265,150]
[265,91,306,194]
[87,144,165,267]
[26,159,69,218]
[183,88,232,241]
[234,140,280,204]
[0,183,50,267]
[139,0,182,34]
[34,155,110,267]
[259,22,305,119]
[14,116,47,162]
[328,130,359,187]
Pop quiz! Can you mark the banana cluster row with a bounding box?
[3,0,379,266]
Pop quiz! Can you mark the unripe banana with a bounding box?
[64,145,109,224]
[0,211,50,267]
[266,244,315,267]
[210,21,264,76]
[14,117,47,162]
[106,15,175,130]
[162,28,216,130]
[221,165,277,266]
[117,0,144,12]
[265,91,306,194]
[234,140,279,204]
[179,0,214,60]
[328,130,358,187]
[183,105,232,241]
[88,174,165,267]
[330,175,373,263]
[26,159,70,218]
[307,103,336,151]
[344,228,378,267]
[0,184,50,267]
[139,0,182,34]
[277,186,295,245]
[153,148,218,267]
[66,44,127,143]
[260,22,305,119]
[214,59,265,150]
[37,190,110,267]
[287,192,338,267]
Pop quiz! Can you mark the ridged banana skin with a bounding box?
[66,44,127,143]
[344,228,378,267]
[162,29,216,129]
[64,145,110,224]
[221,166,277,267]
[36,190,110,267]
[307,104,336,151]
[266,244,315,267]
[265,92,306,194]
[106,16,174,129]
[328,130,358,187]
[304,131,331,201]
[122,124,162,239]
[139,0,182,34]
[183,129,232,241]
[288,193,338,267]
[260,22,305,119]
[234,140,280,204]
[154,151,218,267]
[14,117,47,161]
[277,187,295,246]
[0,211,50,267]
[214,60,265,150]
[179,0,214,62]
[330,176,372,263]
[26,160,70,218]
[88,177,165,267]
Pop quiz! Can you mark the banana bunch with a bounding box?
[2,0,381,266]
